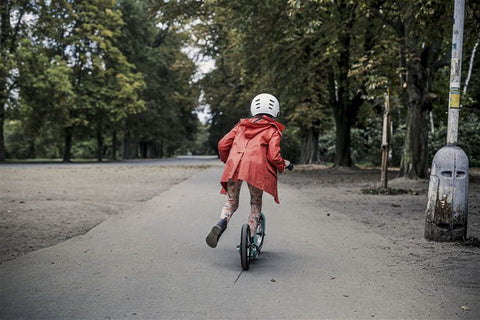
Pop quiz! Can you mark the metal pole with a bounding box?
[425,0,469,242]
[446,0,465,145]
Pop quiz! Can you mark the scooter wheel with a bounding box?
[240,224,251,270]
[255,214,265,252]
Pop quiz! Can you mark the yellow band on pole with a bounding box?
[450,92,461,109]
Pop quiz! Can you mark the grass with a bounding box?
[361,187,420,195]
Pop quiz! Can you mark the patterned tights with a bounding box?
[220,179,263,235]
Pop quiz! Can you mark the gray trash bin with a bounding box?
[425,145,469,241]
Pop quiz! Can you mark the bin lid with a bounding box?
[431,145,469,175]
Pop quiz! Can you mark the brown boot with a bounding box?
[206,219,227,248]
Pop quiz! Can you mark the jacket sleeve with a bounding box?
[218,124,238,163]
[267,130,285,173]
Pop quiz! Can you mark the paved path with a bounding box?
[1,167,478,319]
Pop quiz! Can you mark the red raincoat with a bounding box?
[218,115,286,203]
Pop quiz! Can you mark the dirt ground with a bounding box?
[0,164,204,263]
[281,165,480,243]
[1,163,479,288]
[280,165,480,298]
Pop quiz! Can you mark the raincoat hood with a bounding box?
[239,116,284,139]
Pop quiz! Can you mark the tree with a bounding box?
[0,1,36,161]
[374,0,452,179]
[195,3,252,154]
[30,0,145,162]
[195,0,329,162]
[118,0,198,159]
[195,0,386,166]
[15,40,75,159]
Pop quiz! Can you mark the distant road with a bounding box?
[0,155,221,168]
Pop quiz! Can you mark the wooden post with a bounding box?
[381,88,391,189]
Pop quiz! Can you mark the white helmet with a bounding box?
[250,93,280,117]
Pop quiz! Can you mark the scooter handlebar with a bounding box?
[286,162,294,171]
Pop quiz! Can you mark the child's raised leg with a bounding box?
[206,180,242,248]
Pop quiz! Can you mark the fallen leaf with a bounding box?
[460,305,470,312]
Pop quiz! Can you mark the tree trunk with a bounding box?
[399,101,429,178]
[122,119,132,159]
[333,104,352,167]
[327,3,363,168]
[122,135,130,159]
[63,126,73,162]
[167,145,175,158]
[397,38,442,179]
[28,138,35,159]
[392,13,447,179]
[0,103,5,161]
[299,123,319,164]
[112,130,117,160]
[134,137,140,158]
[96,122,103,162]
[399,52,432,178]
[140,142,148,158]
[159,139,164,158]
[0,0,10,162]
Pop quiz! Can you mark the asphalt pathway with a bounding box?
[1,166,478,319]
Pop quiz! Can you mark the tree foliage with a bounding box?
[2,0,480,171]
[118,0,198,159]
[194,0,479,172]
[2,0,198,161]
[194,0,389,165]
[1,0,38,161]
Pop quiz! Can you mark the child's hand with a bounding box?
[284,160,294,171]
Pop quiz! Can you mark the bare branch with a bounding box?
[463,36,480,95]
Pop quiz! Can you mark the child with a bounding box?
[206,93,292,248]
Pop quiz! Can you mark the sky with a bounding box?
[183,46,216,124]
